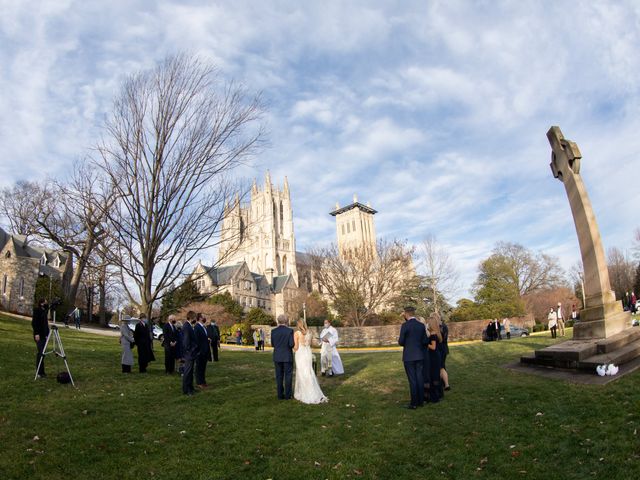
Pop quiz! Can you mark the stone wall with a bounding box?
[253,314,535,348]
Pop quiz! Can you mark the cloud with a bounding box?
[2,0,640,302]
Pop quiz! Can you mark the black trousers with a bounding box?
[35,336,47,375]
[404,360,424,407]
[164,346,176,373]
[274,361,293,399]
[195,354,208,385]
[211,343,219,361]
[182,357,195,394]
[550,326,557,338]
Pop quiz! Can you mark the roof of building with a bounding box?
[272,274,294,293]
[204,263,244,285]
[329,201,377,216]
[0,227,68,266]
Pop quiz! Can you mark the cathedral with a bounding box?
[218,172,298,285]
[191,172,380,319]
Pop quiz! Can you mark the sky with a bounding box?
[1,0,640,301]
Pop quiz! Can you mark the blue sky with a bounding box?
[2,0,639,300]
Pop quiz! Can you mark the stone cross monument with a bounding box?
[547,126,629,339]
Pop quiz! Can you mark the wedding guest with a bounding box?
[162,315,178,374]
[494,318,501,340]
[207,319,220,362]
[235,328,242,345]
[120,319,134,373]
[134,314,153,373]
[547,307,558,339]
[556,302,565,337]
[502,317,511,339]
[175,321,184,360]
[398,306,427,409]
[426,314,444,403]
[438,315,450,391]
[181,311,199,395]
[253,329,260,351]
[194,313,210,388]
[32,298,50,378]
[259,328,265,350]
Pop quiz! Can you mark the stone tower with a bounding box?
[218,172,298,284]
[330,194,377,254]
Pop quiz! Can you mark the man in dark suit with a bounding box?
[271,314,294,400]
[134,314,153,373]
[398,306,427,409]
[207,319,220,362]
[194,313,210,388]
[32,298,50,378]
[162,315,178,374]
[181,311,199,395]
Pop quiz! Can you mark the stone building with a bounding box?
[190,260,299,319]
[0,227,71,315]
[330,194,377,256]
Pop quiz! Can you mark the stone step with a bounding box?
[579,338,640,371]
[595,327,640,354]
[534,340,597,362]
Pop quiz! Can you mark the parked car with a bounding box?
[482,324,529,341]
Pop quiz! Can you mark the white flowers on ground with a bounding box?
[596,364,618,376]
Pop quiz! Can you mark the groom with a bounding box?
[271,314,294,400]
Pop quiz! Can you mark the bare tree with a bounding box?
[493,241,564,296]
[37,161,112,305]
[0,180,50,244]
[607,246,635,301]
[418,235,459,315]
[95,54,264,318]
[568,260,586,308]
[0,164,111,304]
[309,239,414,326]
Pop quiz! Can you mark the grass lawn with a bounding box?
[1,315,639,480]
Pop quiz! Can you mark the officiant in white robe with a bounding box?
[320,320,343,375]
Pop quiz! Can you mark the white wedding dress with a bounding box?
[294,331,328,404]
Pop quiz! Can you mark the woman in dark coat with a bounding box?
[439,317,450,391]
[426,315,444,403]
[134,314,153,373]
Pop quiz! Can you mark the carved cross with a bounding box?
[547,126,582,181]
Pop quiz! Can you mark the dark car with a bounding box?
[482,324,529,341]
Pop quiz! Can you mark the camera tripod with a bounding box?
[34,325,76,387]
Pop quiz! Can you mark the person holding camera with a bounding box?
[32,298,50,378]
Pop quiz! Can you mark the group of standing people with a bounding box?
[547,302,566,339]
[118,311,221,393]
[253,328,265,350]
[485,318,510,341]
[624,292,637,313]
[398,306,450,409]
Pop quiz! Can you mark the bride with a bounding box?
[294,319,328,404]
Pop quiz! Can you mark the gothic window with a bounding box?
[2,274,6,295]
[273,200,277,230]
[341,224,345,235]
[352,220,356,231]
[282,255,287,275]
[19,277,24,298]
[40,254,47,265]
[53,255,61,268]
[279,200,284,234]
[347,223,350,234]
[239,216,245,243]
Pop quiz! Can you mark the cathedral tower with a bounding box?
[218,172,298,284]
[330,194,377,255]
